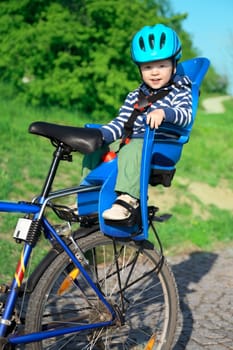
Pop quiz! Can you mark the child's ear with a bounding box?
[173,66,177,74]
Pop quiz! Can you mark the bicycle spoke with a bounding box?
[25,232,178,349]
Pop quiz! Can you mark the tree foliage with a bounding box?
[0,0,224,118]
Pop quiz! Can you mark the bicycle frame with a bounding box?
[0,172,117,346]
[0,126,166,346]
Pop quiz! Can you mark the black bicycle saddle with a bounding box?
[29,121,103,154]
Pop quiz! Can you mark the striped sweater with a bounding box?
[100,74,192,144]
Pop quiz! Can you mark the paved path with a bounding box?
[202,96,232,113]
[168,247,233,349]
[168,95,233,348]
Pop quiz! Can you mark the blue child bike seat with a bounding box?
[79,57,210,240]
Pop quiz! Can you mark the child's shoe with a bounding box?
[102,194,139,221]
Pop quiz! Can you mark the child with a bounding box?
[82,24,192,222]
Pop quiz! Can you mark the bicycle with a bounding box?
[0,57,209,350]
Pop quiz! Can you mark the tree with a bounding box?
[0,0,217,118]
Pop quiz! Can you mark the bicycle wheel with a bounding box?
[25,230,178,349]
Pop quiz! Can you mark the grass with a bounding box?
[0,89,233,281]
[150,97,233,254]
[179,101,233,187]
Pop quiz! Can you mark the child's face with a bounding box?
[140,59,175,89]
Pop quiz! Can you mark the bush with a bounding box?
[0,0,224,118]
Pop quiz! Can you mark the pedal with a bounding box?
[148,206,172,222]
[153,213,172,222]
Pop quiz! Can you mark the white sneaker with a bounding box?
[102,194,139,221]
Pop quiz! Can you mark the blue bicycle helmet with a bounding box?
[131,24,182,64]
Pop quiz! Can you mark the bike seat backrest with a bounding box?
[176,57,210,126]
[150,57,210,187]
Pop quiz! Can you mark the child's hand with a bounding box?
[146,109,165,129]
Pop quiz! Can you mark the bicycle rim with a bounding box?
[25,231,178,349]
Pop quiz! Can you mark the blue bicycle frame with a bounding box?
[0,121,163,344]
[0,185,117,345]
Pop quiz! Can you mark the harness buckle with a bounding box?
[134,99,152,112]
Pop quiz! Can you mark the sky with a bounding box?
[170,0,233,95]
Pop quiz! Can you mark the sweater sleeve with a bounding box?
[100,90,138,143]
[162,84,193,127]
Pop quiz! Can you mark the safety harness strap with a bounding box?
[121,89,170,146]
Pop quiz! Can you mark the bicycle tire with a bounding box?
[25,230,178,349]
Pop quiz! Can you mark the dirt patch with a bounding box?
[148,178,233,217]
[188,180,233,211]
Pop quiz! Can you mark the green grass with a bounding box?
[179,100,233,187]
[149,97,233,254]
[0,90,233,281]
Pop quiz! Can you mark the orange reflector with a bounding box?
[102,151,117,162]
[144,334,156,350]
[57,268,80,295]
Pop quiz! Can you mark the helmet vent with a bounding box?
[148,34,155,49]
[139,37,145,51]
[160,32,166,49]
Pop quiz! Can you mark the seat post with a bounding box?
[39,143,65,200]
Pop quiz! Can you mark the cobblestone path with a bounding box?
[168,247,233,349]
